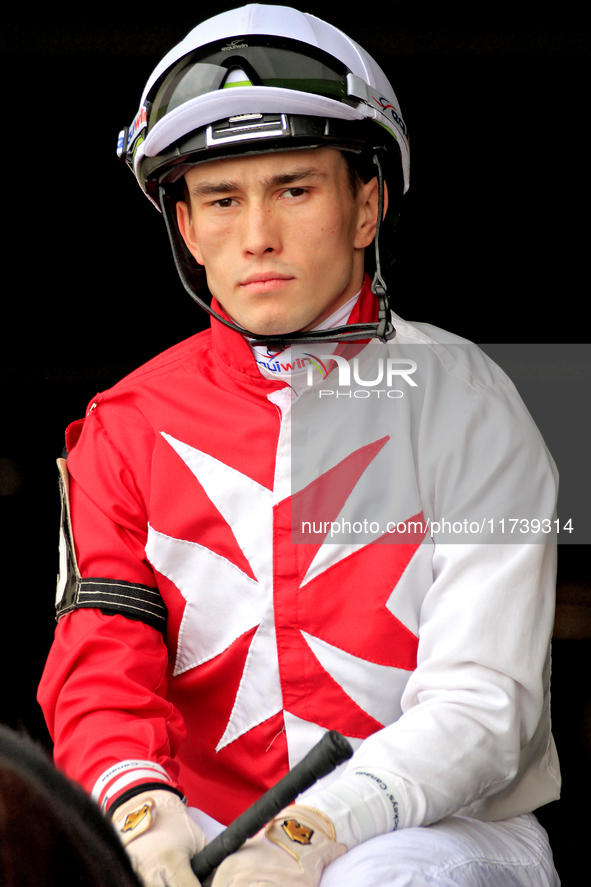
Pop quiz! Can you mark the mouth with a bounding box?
[239,272,295,292]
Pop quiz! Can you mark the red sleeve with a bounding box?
[38,402,187,809]
[38,610,186,804]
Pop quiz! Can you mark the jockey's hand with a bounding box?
[211,805,346,887]
[112,789,206,887]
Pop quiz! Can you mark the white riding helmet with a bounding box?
[117,4,410,344]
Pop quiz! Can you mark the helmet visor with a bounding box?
[147,36,356,131]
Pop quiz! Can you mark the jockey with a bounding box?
[39,6,560,887]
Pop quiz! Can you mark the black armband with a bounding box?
[55,458,167,635]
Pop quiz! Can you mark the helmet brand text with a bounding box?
[221,39,249,51]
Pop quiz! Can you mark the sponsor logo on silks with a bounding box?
[374,97,408,138]
[281,818,314,845]
[302,353,329,379]
[256,352,329,377]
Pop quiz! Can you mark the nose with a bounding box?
[241,201,281,258]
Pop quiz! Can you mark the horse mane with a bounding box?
[0,724,142,886]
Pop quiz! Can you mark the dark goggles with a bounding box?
[146,35,361,132]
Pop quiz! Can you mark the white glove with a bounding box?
[211,805,346,887]
[111,789,207,887]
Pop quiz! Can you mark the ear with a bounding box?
[354,177,389,250]
[176,199,204,265]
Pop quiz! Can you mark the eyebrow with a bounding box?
[189,166,327,198]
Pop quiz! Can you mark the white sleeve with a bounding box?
[304,542,557,846]
[303,345,559,846]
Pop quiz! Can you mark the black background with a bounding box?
[1,2,588,881]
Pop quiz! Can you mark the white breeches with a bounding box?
[320,814,559,887]
[188,809,559,887]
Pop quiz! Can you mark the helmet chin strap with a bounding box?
[158,152,395,346]
[370,153,395,342]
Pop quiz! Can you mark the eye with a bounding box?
[282,187,308,200]
[213,197,239,208]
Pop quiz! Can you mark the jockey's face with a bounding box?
[176,147,382,336]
